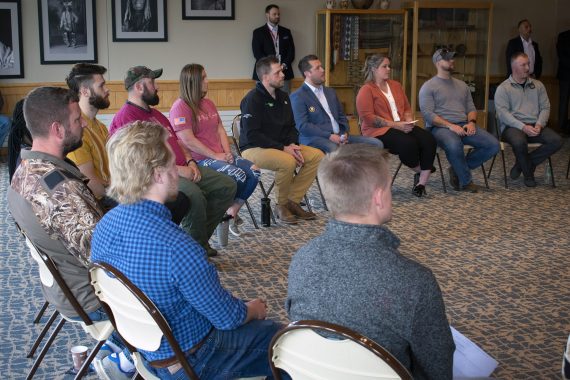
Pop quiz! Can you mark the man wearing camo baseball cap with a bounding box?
[124,65,163,90]
[432,48,456,64]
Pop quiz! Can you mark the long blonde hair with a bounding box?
[179,63,205,127]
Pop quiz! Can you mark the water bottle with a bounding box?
[216,220,229,247]
[544,161,552,185]
[261,198,271,227]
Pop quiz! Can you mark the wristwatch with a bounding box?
[186,159,197,166]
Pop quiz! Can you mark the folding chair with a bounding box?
[13,222,58,360]
[24,235,114,380]
[90,261,200,380]
[269,320,413,380]
[487,110,555,188]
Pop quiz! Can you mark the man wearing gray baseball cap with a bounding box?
[419,48,499,193]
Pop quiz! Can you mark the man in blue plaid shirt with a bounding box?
[91,121,282,379]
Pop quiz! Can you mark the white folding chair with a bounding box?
[269,320,413,380]
[25,236,114,380]
[90,261,198,380]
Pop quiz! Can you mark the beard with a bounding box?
[142,86,160,106]
[62,129,83,155]
[88,93,110,110]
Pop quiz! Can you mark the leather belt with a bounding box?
[150,328,213,369]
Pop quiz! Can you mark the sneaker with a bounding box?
[93,353,135,380]
[448,167,460,190]
[229,220,241,237]
[95,344,114,361]
[274,204,297,224]
[286,200,317,220]
[562,335,570,380]
[510,163,522,180]
[461,182,482,193]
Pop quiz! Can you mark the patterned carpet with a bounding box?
[1,140,569,379]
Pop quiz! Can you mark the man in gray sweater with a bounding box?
[286,144,455,379]
[495,52,562,187]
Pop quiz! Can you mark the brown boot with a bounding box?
[274,204,298,224]
[286,200,317,220]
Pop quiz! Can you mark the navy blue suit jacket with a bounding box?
[290,83,349,144]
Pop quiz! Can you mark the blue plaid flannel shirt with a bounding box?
[91,200,247,361]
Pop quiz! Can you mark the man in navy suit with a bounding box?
[506,19,542,79]
[252,4,295,93]
[291,55,383,153]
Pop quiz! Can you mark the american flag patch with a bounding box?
[174,117,186,125]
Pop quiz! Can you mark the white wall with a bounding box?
[5,0,569,84]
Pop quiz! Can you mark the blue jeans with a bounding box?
[148,319,285,380]
[431,126,499,186]
[0,115,10,147]
[501,127,563,178]
[301,134,383,153]
[198,156,260,203]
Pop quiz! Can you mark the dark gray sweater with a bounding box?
[287,219,455,379]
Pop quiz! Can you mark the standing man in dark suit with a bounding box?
[291,54,383,153]
[506,19,542,79]
[557,29,570,135]
[252,4,295,93]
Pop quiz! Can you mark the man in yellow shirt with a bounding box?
[65,63,113,207]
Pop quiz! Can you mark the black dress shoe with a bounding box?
[412,184,427,197]
[510,164,522,180]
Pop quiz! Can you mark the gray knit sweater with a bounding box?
[286,219,455,379]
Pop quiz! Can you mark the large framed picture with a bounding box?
[183,0,234,20]
[112,0,167,42]
[37,0,97,64]
[0,0,23,78]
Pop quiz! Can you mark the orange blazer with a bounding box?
[356,80,412,138]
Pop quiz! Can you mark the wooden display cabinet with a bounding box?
[316,9,408,124]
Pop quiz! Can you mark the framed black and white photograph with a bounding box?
[37,0,97,64]
[0,0,24,78]
[112,0,167,42]
[183,0,234,20]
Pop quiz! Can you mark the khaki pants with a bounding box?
[242,145,324,205]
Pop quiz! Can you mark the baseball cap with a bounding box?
[432,48,456,64]
[124,66,163,90]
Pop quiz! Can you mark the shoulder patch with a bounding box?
[42,170,66,191]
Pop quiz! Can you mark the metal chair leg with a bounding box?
[27,309,60,358]
[391,162,402,186]
[315,177,328,211]
[26,317,66,380]
[566,155,570,179]
[487,155,496,178]
[74,339,105,380]
[481,164,490,189]
[244,200,259,229]
[500,150,508,189]
[33,301,50,324]
[435,153,447,193]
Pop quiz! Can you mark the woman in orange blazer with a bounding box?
[356,54,437,197]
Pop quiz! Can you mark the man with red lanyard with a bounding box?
[252,4,295,93]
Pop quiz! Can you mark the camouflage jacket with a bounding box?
[10,150,104,267]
